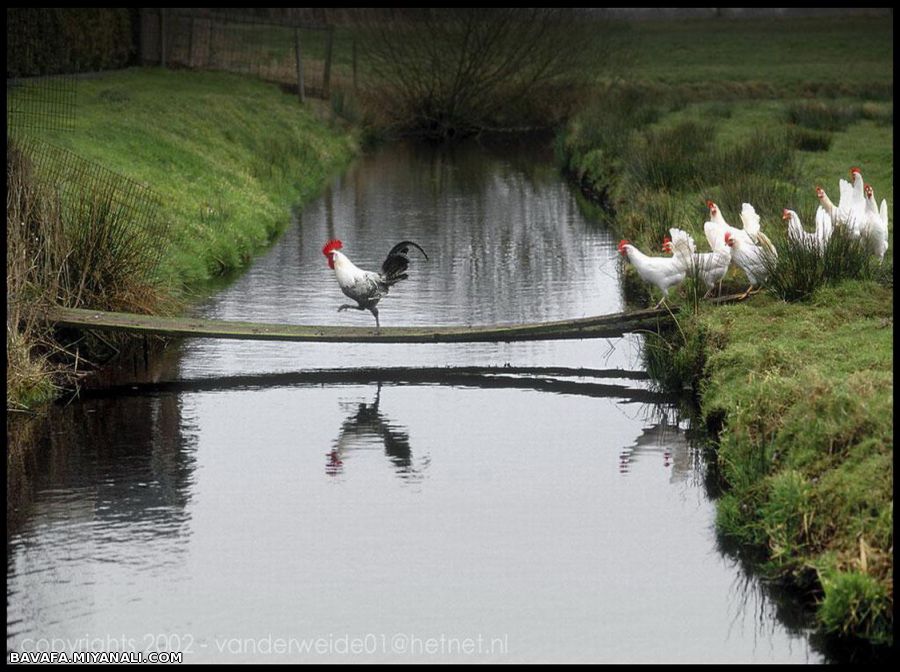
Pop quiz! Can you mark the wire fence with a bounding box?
[9,135,169,287]
[141,9,349,101]
[6,75,78,133]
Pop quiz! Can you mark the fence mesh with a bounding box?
[6,75,78,133]
[10,136,169,287]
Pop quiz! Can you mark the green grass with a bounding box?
[17,67,358,288]
[622,16,892,92]
[700,284,893,645]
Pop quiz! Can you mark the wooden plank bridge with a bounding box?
[42,295,744,344]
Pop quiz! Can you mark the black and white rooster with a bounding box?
[322,239,428,329]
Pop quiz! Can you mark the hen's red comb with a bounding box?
[322,239,343,256]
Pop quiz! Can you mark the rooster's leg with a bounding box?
[739,285,754,300]
[337,304,365,313]
[369,306,380,331]
[654,296,667,309]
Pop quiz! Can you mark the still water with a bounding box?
[7,138,824,663]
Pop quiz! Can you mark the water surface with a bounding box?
[7,137,824,663]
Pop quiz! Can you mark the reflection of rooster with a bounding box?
[323,239,428,330]
[327,384,422,480]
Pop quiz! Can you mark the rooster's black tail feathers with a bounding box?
[380,240,428,285]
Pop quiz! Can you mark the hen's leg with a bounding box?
[337,304,365,313]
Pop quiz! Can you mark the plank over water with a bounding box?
[43,305,682,343]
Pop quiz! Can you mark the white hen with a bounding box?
[782,209,825,251]
[739,202,777,257]
[704,200,752,251]
[618,237,691,308]
[724,230,771,298]
[837,167,867,236]
[814,186,836,248]
[861,183,889,262]
[670,227,732,298]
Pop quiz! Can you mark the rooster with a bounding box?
[323,239,428,329]
[618,236,691,308]
[861,183,889,262]
[724,230,770,299]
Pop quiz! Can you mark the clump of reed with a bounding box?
[6,138,174,409]
[760,210,879,303]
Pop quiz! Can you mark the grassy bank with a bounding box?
[7,68,358,408]
[27,67,358,285]
[558,15,892,647]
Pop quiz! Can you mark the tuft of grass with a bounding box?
[819,571,893,645]
[787,101,863,132]
[762,219,880,302]
[790,127,832,152]
[625,121,713,191]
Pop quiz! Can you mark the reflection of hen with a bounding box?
[327,385,420,479]
[618,418,688,474]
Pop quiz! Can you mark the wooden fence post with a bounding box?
[294,28,305,103]
[207,18,213,67]
[323,26,334,99]
[188,16,194,67]
[352,38,358,91]
[160,8,166,68]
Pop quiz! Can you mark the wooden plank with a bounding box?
[42,295,749,344]
[42,305,677,343]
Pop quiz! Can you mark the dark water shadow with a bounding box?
[68,366,666,405]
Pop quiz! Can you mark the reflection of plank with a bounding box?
[75,367,673,405]
[44,296,747,343]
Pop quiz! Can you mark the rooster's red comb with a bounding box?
[322,239,343,256]
[850,166,861,175]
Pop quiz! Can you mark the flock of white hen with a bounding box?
[618,167,890,306]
